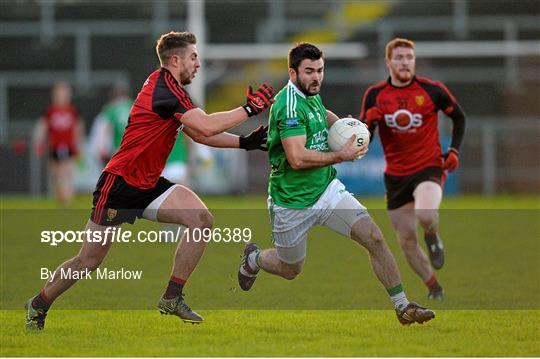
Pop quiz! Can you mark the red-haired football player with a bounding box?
[359,38,466,300]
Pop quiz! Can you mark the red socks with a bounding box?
[164,276,186,299]
[424,275,439,289]
[32,289,52,311]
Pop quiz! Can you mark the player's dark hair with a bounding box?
[386,38,415,60]
[288,43,324,72]
[156,31,197,65]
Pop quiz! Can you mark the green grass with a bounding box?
[1,310,538,356]
[1,194,539,356]
[2,193,539,209]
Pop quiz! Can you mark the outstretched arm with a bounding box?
[181,107,248,138]
[184,127,239,148]
[184,125,268,151]
[180,83,273,137]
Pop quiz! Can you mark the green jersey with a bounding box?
[167,133,188,164]
[268,81,336,208]
[103,98,133,150]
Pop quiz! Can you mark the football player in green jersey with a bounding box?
[94,83,133,164]
[163,133,190,185]
[237,43,435,325]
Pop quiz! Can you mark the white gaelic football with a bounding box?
[327,118,370,159]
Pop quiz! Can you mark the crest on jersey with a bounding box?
[415,95,425,106]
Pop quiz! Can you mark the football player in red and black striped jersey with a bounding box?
[359,38,466,300]
[25,31,274,329]
[33,81,83,206]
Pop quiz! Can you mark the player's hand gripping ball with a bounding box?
[328,118,370,159]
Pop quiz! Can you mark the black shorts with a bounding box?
[384,166,443,210]
[91,172,174,226]
[50,146,75,161]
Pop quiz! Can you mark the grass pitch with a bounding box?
[1,310,539,356]
[1,194,539,356]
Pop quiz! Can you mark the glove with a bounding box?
[242,83,274,117]
[443,147,459,172]
[364,107,383,128]
[239,125,268,151]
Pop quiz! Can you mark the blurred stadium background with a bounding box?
[1,0,539,197]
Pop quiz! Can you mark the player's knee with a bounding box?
[369,222,385,245]
[397,230,418,251]
[186,209,214,230]
[352,219,385,249]
[416,210,438,230]
[199,210,214,229]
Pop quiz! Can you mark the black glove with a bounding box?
[239,125,268,151]
[242,83,274,117]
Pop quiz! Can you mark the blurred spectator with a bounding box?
[33,81,82,206]
[92,83,134,165]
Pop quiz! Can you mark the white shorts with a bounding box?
[268,179,369,264]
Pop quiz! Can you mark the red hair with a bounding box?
[386,38,415,60]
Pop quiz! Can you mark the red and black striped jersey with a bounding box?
[105,67,196,189]
[359,76,458,176]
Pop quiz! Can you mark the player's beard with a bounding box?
[180,69,194,85]
[392,67,414,84]
[297,78,321,96]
